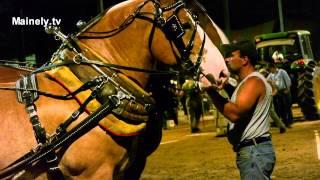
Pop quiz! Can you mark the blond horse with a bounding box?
[0,0,228,179]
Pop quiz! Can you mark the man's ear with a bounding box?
[242,56,249,65]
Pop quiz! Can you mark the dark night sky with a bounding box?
[0,0,319,63]
[0,0,103,61]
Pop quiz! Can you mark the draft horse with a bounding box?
[0,0,229,179]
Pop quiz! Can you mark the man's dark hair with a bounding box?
[220,40,259,65]
[266,63,277,70]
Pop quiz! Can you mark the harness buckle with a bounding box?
[156,16,166,27]
[73,53,82,64]
[110,90,126,107]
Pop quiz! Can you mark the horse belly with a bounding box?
[0,90,36,169]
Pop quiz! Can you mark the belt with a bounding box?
[234,136,271,152]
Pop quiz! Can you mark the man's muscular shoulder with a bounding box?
[237,76,265,102]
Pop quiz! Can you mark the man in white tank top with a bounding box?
[205,40,275,179]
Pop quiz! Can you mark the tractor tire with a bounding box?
[297,61,320,120]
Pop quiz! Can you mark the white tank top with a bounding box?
[229,72,272,141]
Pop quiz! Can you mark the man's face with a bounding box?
[225,50,243,73]
[269,67,276,73]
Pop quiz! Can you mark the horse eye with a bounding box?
[182,22,192,29]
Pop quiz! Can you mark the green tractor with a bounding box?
[255,30,320,120]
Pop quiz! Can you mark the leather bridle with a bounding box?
[78,0,206,81]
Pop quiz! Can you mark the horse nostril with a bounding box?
[205,73,216,84]
[219,70,228,78]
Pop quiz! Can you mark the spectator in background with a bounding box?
[260,68,286,133]
[272,50,284,63]
[182,79,202,133]
[146,68,179,130]
[267,63,293,128]
[161,81,179,129]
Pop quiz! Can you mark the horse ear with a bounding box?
[185,0,209,31]
[186,0,208,16]
[186,0,224,45]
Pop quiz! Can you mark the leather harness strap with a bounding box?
[16,74,45,144]
[15,74,65,179]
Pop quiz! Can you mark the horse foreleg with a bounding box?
[59,126,127,179]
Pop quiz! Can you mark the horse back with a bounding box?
[0,65,32,83]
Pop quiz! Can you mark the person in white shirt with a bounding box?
[267,63,293,128]
[205,40,275,179]
[260,68,287,133]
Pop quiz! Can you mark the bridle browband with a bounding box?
[77,0,206,80]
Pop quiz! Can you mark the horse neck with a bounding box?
[207,19,229,44]
[79,0,155,87]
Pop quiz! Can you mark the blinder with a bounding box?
[151,0,205,80]
[162,15,185,40]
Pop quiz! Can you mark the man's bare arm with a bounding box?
[206,77,265,123]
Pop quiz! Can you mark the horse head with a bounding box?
[75,0,229,88]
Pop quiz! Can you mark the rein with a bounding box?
[32,58,179,76]
[0,60,36,68]
[0,75,108,100]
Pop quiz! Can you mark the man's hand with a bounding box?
[199,73,228,90]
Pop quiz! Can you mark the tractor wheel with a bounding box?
[297,61,320,120]
[313,65,320,114]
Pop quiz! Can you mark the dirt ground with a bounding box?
[141,105,320,179]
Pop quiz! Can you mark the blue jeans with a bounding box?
[274,92,293,126]
[236,141,276,180]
